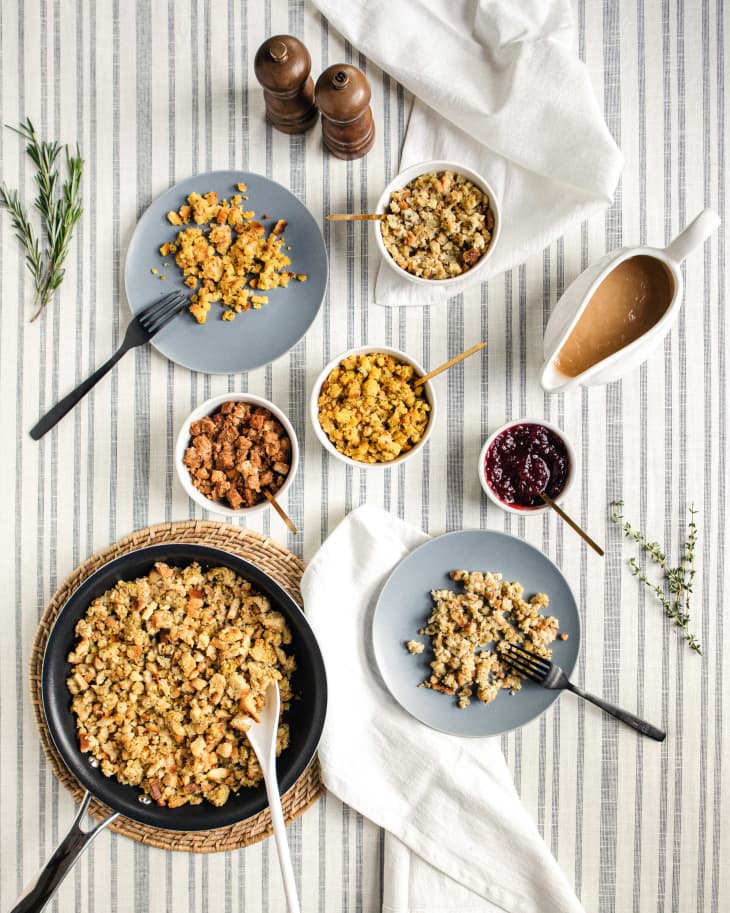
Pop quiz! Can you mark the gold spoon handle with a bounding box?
[540,492,604,556]
[263,490,298,534]
[326,213,384,221]
[414,341,486,388]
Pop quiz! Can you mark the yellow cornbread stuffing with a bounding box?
[317,351,431,463]
[160,189,307,325]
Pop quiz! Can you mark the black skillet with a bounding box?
[12,544,328,913]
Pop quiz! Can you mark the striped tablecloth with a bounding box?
[1,1,727,911]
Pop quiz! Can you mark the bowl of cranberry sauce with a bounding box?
[479,419,575,513]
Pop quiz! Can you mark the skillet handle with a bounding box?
[9,792,120,913]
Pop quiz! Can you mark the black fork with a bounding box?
[504,643,666,741]
[30,292,187,440]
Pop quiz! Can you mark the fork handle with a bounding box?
[30,341,130,440]
[566,682,666,741]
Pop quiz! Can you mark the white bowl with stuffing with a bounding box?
[374,160,501,286]
[309,345,437,470]
[175,393,299,517]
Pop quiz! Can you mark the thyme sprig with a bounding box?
[610,500,701,654]
[0,118,83,321]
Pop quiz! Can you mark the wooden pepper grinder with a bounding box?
[315,64,375,160]
[254,35,318,134]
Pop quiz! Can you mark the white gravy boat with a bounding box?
[540,209,720,392]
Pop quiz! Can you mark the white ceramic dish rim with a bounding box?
[478,417,576,515]
[309,344,437,470]
[373,159,502,287]
[540,245,683,392]
[175,392,299,517]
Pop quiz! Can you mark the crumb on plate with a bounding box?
[406,640,425,654]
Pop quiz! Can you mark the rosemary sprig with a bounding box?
[0,185,44,289]
[610,500,701,654]
[0,118,84,321]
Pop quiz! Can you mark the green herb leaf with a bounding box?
[1,118,84,321]
[610,500,701,654]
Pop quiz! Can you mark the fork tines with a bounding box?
[503,642,550,683]
[138,291,187,333]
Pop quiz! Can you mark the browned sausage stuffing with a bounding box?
[183,401,292,509]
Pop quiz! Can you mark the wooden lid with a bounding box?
[315,64,372,123]
[254,35,312,92]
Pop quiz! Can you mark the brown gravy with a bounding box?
[555,255,673,378]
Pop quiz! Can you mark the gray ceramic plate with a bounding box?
[372,529,581,737]
[124,170,327,374]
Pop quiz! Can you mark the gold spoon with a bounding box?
[263,490,298,534]
[413,341,486,388]
[539,491,604,556]
[326,213,384,221]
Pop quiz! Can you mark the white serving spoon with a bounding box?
[245,681,301,913]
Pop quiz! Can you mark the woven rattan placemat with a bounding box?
[29,520,324,853]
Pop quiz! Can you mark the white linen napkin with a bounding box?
[310,0,623,306]
[300,505,584,913]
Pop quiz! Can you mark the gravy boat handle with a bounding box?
[664,208,720,263]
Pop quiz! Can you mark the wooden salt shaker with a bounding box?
[315,64,375,160]
[254,35,318,134]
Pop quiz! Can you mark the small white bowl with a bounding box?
[373,159,501,287]
[175,393,299,517]
[478,418,576,515]
[309,345,437,470]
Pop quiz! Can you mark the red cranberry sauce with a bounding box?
[485,423,570,508]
